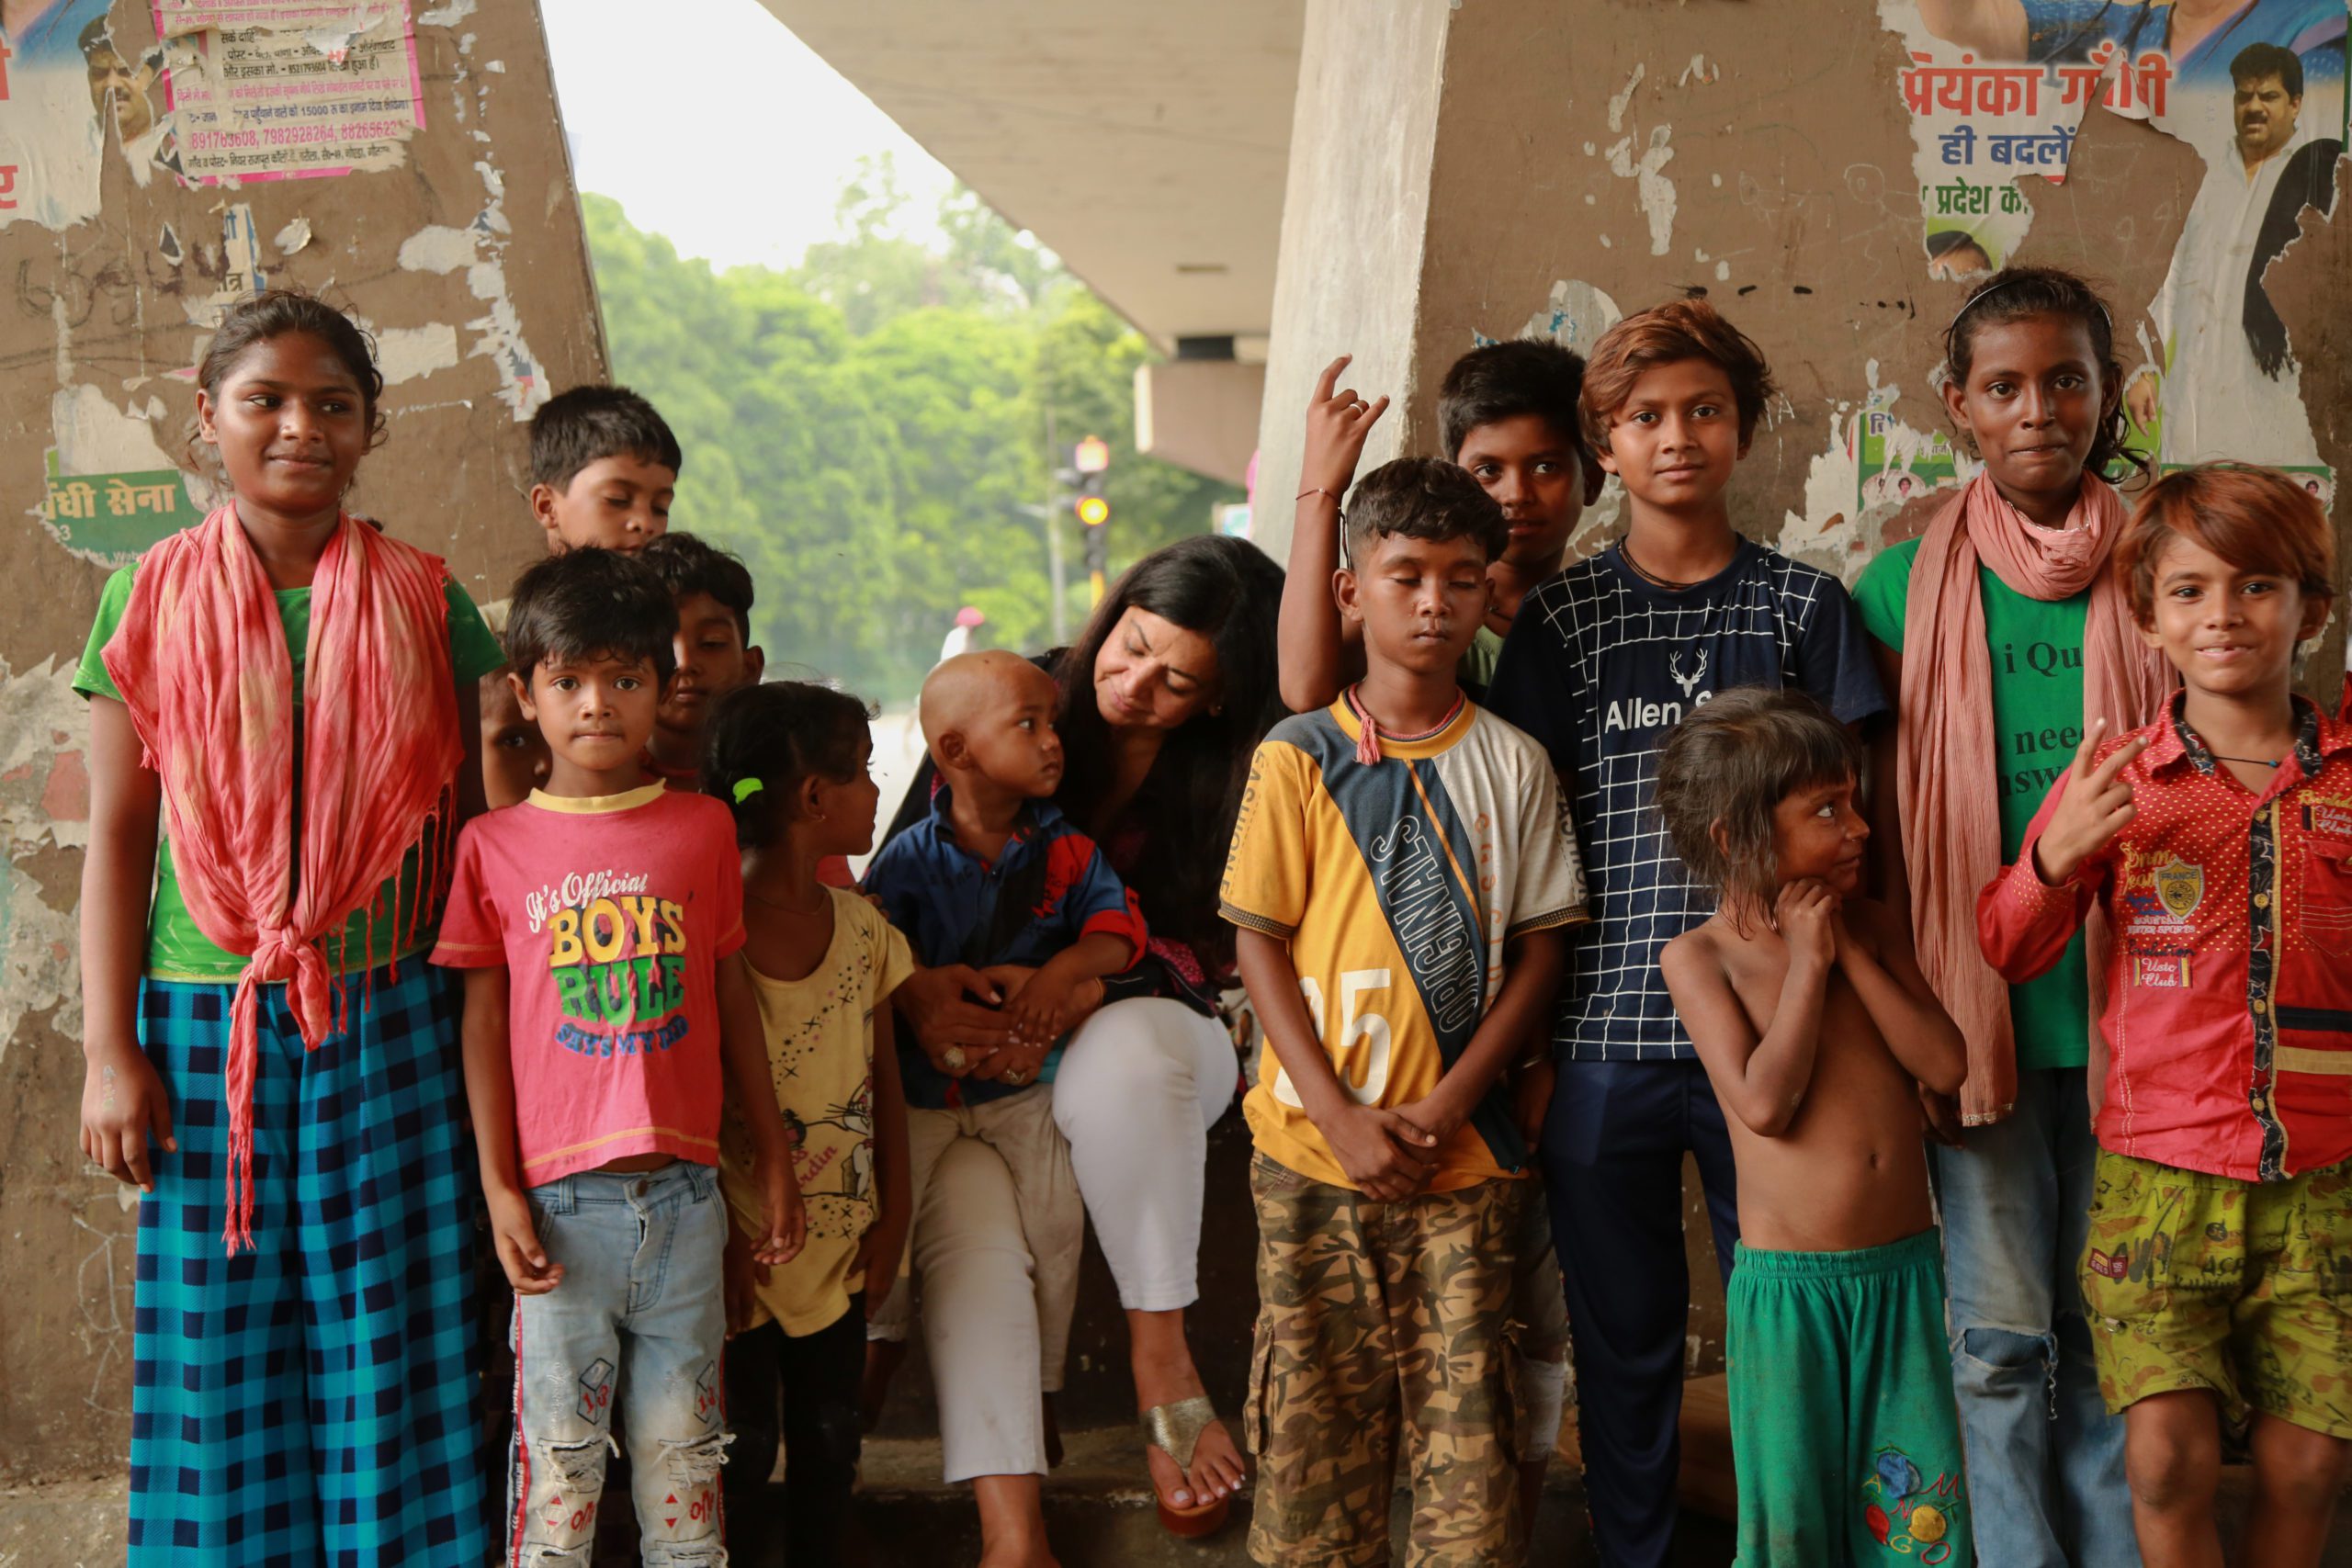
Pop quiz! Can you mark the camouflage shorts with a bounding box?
[2082,1148,2352,1438]
[1243,1152,1524,1568]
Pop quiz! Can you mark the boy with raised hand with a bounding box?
[1225,457,1586,1568]
[1482,295,1885,1568]
[432,547,803,1568]
[1278,340,1606,709]
[1981,466,2352,1568]
[529,384,682,553]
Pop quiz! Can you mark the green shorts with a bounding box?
[1244,1153,1523,1568]
[2081,1148,2352,1438]
[1726,1228,1972,1567]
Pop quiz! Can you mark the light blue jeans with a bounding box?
[1931,1066,2139,1568]
[511,1162,730,1567]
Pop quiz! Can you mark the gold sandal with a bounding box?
[1141,1396,1233,1538]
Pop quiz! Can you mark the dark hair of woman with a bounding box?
[1050,535,1285,961]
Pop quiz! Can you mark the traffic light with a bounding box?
[1072,434,1110,598]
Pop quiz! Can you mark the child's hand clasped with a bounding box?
[1323,1101,1440,1201]
[2033,718,2146,886]
[1772,878,1840,971]
[995,961,1102,1055]
[487,1187,565,1295]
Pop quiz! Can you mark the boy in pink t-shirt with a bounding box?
[433,547,802,1567]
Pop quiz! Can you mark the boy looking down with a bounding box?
[1225,457,1586,1567]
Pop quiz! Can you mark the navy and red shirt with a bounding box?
[865,787,1146,1108]
[1980,695,2352,1181]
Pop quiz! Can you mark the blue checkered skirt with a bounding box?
[129,962,491,1567]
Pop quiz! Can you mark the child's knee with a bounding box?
[2256,1421,2352,1510]
[517,1429,619,1551]
[788,1393,865,1471]
[2125,1406,2221,1512]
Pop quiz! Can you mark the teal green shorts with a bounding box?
[1726,1228,1973,1566]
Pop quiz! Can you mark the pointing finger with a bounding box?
[2087,734,2149,790]
[2070,717,2110,779]
[1314,355,1351,402]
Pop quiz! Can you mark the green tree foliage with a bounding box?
[580,163,1239,702]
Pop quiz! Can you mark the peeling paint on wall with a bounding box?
[371,321,462,385]
[1599,62,1679,256]
[0,660,92,1069]
[398,222,478,274]
[178,202,266,326]
[48,386,181,485]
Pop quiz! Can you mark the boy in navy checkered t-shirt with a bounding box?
[1484,296,1884,1567]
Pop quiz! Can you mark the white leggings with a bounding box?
[872,998,1235,1482]
[1050,996,1238,1313]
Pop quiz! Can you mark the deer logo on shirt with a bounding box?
[1669,648,1708,700]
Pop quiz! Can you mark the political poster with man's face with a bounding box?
[1879,0,2347,488]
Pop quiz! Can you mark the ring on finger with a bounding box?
[941,1045,968,1073]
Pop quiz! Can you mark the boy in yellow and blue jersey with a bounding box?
[1223,457,1587,1566]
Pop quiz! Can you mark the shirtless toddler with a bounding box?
[1656,686,1974,1567]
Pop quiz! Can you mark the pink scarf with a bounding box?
[102,506,460,1251]
[1896,471,2172,1123]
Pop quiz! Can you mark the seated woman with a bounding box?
[872,535,1285,1559]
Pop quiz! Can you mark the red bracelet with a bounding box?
[1295,487,1342,505]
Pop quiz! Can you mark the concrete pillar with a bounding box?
[1254,0,1448,531]
[0,0,602,1481]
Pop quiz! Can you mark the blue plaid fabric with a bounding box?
[129,963,491,1567]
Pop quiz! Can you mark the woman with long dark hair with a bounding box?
[878,535,1284,1551]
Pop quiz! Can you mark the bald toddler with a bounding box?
[878,649,1148,1058]
[861,651,1150,1434]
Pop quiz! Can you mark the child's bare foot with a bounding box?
[1130,1310,1247,1512]
[861,1337,907,1433]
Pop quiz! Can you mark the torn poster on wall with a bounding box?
[1881,0,2346,475]
[40,453,198,565]
[153,0,424,182]
[0,1,180,231]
